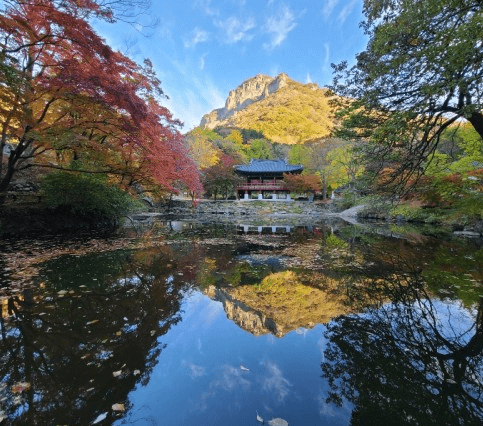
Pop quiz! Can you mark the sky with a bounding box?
[93,0,368,131]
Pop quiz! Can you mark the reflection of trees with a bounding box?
[321,275,483,426]
[0,248,185,425]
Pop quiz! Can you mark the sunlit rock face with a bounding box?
[206,285,278,336]
[200,73,290,129]
[199,72,334,144]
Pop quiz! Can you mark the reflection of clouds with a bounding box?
[190,364,252,413]
[318,335,327,360]
[191,390,215,412]
[202,300,225,326]
[181,360,207,379]
[295,327,309,337]
[317,390,352,424]
[318,392,337,417]
[211,365,251,392]
[262,361,291,402]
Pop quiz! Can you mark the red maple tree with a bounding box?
[283,173,321,194]
[0,0,202,202]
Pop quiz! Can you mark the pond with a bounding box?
[0,219,482,425]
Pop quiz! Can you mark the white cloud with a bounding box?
[164,80,225,130]
[164,57,226,130]
[214,16,256,44]
[338,0,357,24]
[322,42,330,73]
[211,365,252,392]
[182,361,207,379]
[322,0,339,19]
[199,53,207,71]
[195,0,219,17]
[263,5,297,50]
[306,73,312,84]
[184,27,210,48]
[261,361,292,402]
[270,64,280,77]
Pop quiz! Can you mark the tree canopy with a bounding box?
[332,0,483,191]
[0,0,201,202]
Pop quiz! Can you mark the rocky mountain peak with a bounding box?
[200,73,293,128]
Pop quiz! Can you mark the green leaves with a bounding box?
[41,172,137,220]
[332,0,483,194]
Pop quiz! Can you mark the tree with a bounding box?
[201,155,241,200]
[306,138,346,199]
[322,271,483,426]
[226,130,244,146]
[283,173,321,195]
[0,0,201,203]
[245,138,273,160]
[184,128,220,170]
[326,144,365,189]
[288,144,312,167]
[331,0,483,192]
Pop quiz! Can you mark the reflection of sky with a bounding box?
[114,291,352,426]
[261,361,292,403]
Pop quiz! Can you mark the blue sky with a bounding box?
[93,0,367,131]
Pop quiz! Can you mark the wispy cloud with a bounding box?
[305,73,312,84]
[322,42,330,73]
[184,27,210,48]
[322,0,339,19]
[338,0,357,24]
[214,16,256,44]
[270,64,280,77]
[261,361,292,402]
[195,0,219,17]
[199,53,208,71]
[263,5,297,50]
[182,361,207,379]
[165,59,226,129]
[189,364,252,413]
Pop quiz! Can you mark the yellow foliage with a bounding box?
[228,270,350,335]
[230,80,336,144]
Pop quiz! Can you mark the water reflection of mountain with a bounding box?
[205,270,351,337]
[206,286,278,336]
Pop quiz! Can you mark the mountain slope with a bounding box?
[200,73,335,144]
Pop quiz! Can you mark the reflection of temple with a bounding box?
[238,224,314,234]
[235,159,303,200]
[238,224,292,234]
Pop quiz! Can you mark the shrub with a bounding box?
[41,172,136,220]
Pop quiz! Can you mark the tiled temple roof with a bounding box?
[235,159,303,174]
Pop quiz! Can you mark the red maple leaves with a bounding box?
[0,0,202,198]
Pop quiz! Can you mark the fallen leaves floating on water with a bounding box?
[268,418,289,426]
[92,412,108,424]
[11,382,31,393]
[111,403,125,412]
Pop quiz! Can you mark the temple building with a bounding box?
[235,159,303,200]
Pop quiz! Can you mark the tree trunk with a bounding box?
[467,112,483,141]
[0,163,16,205]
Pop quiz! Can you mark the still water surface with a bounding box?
[0,220,482,425]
